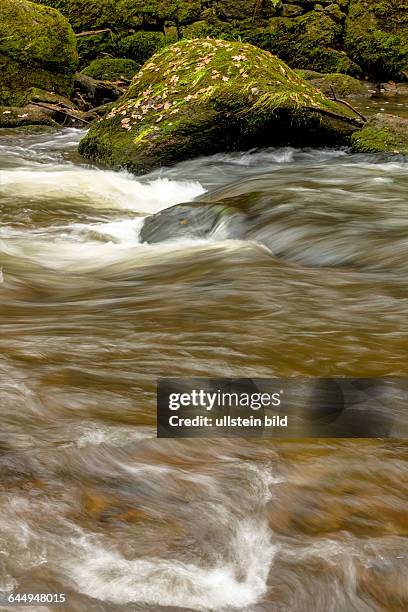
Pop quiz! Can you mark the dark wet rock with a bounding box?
[140,202,248,244]
[281,4,304,18]
[73,73,124,109]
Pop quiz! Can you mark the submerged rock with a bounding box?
[345,0,408,81]
[140,202,247,244]
[0,0,78,106]
[79,39,360,173]
[351,114,408,155]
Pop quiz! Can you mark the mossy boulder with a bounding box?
[79,39,360,173]
[0,104,58,127]
[34,0,118,31]
[351,114,408,155]
[33,0,202,31]
[214,0,279,20]
[117,31,166,64]
[32,1,202,64]
[0,0,78,106]
[247,11,360,75]
[307,73,368,97]
[345,0,408,80]
[182,19,235,41]
[81,58,140,82]
[76,32,118,68]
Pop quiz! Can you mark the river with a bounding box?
[0,125,407,611]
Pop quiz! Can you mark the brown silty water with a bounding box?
[0,114,407,611]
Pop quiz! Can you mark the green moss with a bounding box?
[0,104,58,127]
[79,39,359,173]
[351,114,408,154]
[0,0,77,105]
[117,31,166,64]
[294,69,324,80]
[33,0,203,29]
[214,0,279,21]
[182,19,234,41]
[246,12,361,75]
[345,0,408,80]
[308,73,367,97]
[76,32,118,68]
[81,58,140,81]
[34,0,119,31]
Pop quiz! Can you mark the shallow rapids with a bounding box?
[0,127,407,611]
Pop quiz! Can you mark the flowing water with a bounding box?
[0,126,407,611]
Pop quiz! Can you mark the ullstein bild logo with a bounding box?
[157,378,408,438]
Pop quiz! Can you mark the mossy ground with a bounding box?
[79,39,359,173]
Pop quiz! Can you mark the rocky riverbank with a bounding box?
[1,0,407,160]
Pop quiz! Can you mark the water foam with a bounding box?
[64,464,276,611]
[0,166,205,213]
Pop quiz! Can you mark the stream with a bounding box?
[0,125,407,611]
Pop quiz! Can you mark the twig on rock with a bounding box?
[329,85,367,122]
[75,28,112,38]
[31,102,90,124]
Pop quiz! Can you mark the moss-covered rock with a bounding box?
[351,113,408,154]
[81,58,140,82]
[76,32,118,68]
[79,39,360,173]
[214,0,279,20]
[182,19,235,41]
[307,73,368,97]
[0,0,78,106]
[0,104,58,127]
[247,11,361,74]
[294,69,325,79]
[345,0,408,80]
[34,0,203,30]
[117,31,166,64]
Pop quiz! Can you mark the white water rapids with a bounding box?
[0,127,407,611]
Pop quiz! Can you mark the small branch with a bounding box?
[328,85,367,123]
[75,28,112,38]
[330,97,367,123]
[303,106,364,127]
[31,102,90,124]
